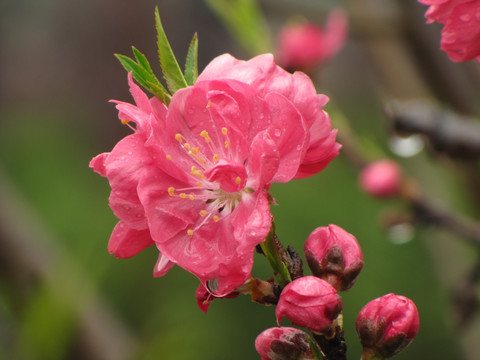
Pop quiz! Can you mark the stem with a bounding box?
[311,314,347,360]
[259,223,292,288]
[307,335,325,360]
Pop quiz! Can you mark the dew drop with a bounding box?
[460,13,472,22]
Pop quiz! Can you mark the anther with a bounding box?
[213,154,220,162]
[189,194,195,200]
[200,130,211,143]
[200,210,208,216]
[179,193,187,199]
[168,187,175,196]
[221,127,228,135]
[166,154,172,160]
[175,133,183,142]
[235,176,241,185]
[225,140,230,148]
[121,119,130,125]
[213,216,220,222]
[187,229,194,236]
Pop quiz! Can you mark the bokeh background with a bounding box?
[1,0,480,359]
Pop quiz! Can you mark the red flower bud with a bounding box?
[276,276,343,334]
[255,327,316,360]
[356,293,419,359]
[304,224,364,291]
[359,160,402,198]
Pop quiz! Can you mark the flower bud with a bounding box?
[255,327,316,360]
[359,160,402,198]
[304,224,363,291]
[276,276,343,334]
[356,293,419,359]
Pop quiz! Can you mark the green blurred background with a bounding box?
[1,0,480,359]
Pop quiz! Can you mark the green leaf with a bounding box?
[155,7,188,93]
[114,52,170,104]
[184,33,199,86]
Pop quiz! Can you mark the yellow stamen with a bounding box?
[167,187,175,196]
[200,210,208,216]
[221,127,228,135]
[213,216,220,222]
[196,182,203,187]
[192,147,200,154]
[213,154,220,162]
[187,229,194,236]
[175,133,183,142]
[166,154,172,160]
[184,143,191,150]
[225,140,230,148]
[200,130,211,143]
[189,194,195,200]
[179,193,187,199]
[235,176,241,184]
[121,119,130,125]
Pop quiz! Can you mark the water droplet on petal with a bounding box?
[460,13,472,22]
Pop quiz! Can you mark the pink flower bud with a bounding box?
[304,224,364,291]
[359,160,402,198]
[276,276,343,334]
[356,293,419,359]
[255,327,316,360]
[277,9,348,71]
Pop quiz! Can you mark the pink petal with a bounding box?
[108,221,154,258]
[265,92,307,183]
[153,251,175,277]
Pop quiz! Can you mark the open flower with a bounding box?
[418,0,480,62]
[91,54,340,296]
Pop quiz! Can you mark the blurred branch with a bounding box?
[0,166,139,360]
[204,0,272,55]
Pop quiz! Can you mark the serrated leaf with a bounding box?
[184,33,199,86]
[115,53,170,104]
[155,7,188,93]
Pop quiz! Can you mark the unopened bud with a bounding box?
[359,160,402,198]
[356,293,419,359]
[255,327,317,360]
[304,224,363,291]
[276,276,343,335]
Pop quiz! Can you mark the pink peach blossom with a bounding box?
[276,9,348,71]
[91,54,340,296]
[304,224,363,291]
[418,0,480,62]
[255,327,316,360]
[356,293,420,358]
[276,276,343,334]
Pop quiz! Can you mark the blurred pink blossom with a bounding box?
[359,159,402,198]
[277,9,348,71]
[90,54,340,296]
[418,0,480,62]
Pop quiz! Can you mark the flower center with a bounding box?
[165,127,252,237]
